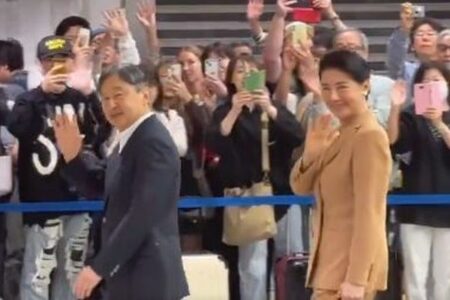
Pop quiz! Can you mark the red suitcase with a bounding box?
[275,252,312,300]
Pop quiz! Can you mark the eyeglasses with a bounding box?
[414,31,438,38]
[438,44,450,52]
[336,44,365,52]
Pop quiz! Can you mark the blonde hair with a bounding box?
[178,45,203,59]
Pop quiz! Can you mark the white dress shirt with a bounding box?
[155,110,188,157]
[117,111,154,153]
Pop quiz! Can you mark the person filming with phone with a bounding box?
[210,55,304,300]
[6,35,103,300]
[388,63,450,300]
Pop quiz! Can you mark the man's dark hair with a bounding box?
[98,64,157,91]
[410,18,445,44]
[0,41,10,68]
[319,50,371,83]
[55,16,91,36]
[413,62,450,105]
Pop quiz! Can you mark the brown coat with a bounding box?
[290,111,392,292]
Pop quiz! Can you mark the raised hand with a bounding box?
[53,114,83,162]
[282,45,298,72]
[294,42,321,96]
[312,0,332,11]
[275,0,297,18]
[400,2,414,33]
[340,282,365,300]
[41,66,69,94]
[167,76,193,103]
[247,0,265,21]
[390,80,407,107]
[303,114,339,165]
[136,0,157,29]
[103,8,130,37]
[231,91,253,113]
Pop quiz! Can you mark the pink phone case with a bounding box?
[414,82,449,115]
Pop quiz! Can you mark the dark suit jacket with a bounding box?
[63,115,189,300]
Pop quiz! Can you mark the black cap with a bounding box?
[37,36,72,60]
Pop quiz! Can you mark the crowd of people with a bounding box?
[0,0,449,299]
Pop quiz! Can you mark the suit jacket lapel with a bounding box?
[105,146,122,200]
[104,116,153,199]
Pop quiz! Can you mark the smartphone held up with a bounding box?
[291,0,321,24]
[244,70,266,93]
[414,81,449,115]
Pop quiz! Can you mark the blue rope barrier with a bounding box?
[0,194,449,213]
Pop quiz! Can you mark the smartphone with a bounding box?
[414,82,448,115]
[291,1,321,24]
[244,70,266,92]
[78,28,91,47]
[204,58,220,78]
[170,64,182,79]
[413,5,425,18]
[52,59,67,75]
[291,23,311,46]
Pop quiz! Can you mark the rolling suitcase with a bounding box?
[276,252,312,300]
[182,253,229,299]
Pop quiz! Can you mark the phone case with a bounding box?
[52,61,67,75]
[292,24,309,45]
[170,64,182,79]
[430,81,449,111]
[292,8,321,24]
[415,83,431,115]
[244,71,266,92]
[205,58,220,78]
[78,28,91,47]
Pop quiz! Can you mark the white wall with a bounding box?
[0,0,121,71]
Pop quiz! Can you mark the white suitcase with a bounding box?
[182,253,229,300]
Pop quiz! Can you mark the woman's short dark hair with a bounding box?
[413,62,450,104]
[410,18,445,44]
[201,42,233,61]
[319,50,371,83]
[225,55,262,96]
[55,16,91,36]
[98,64,157,91]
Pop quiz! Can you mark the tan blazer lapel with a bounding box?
[320,134,343,168]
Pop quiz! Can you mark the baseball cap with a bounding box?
[91,28,107,39]
[36,35,72,60]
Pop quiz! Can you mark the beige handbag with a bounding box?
[223,112,277,246]
[0,139,12,197]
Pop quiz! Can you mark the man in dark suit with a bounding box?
[53,65,189,300]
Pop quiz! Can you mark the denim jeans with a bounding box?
[238,205,304,300]
[20,214,91,300]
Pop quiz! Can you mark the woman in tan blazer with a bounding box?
[290,50,392,300]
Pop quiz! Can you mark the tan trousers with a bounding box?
[312,289,376,300]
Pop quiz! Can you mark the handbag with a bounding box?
[0,135,13,197]
[223,112,277,246]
